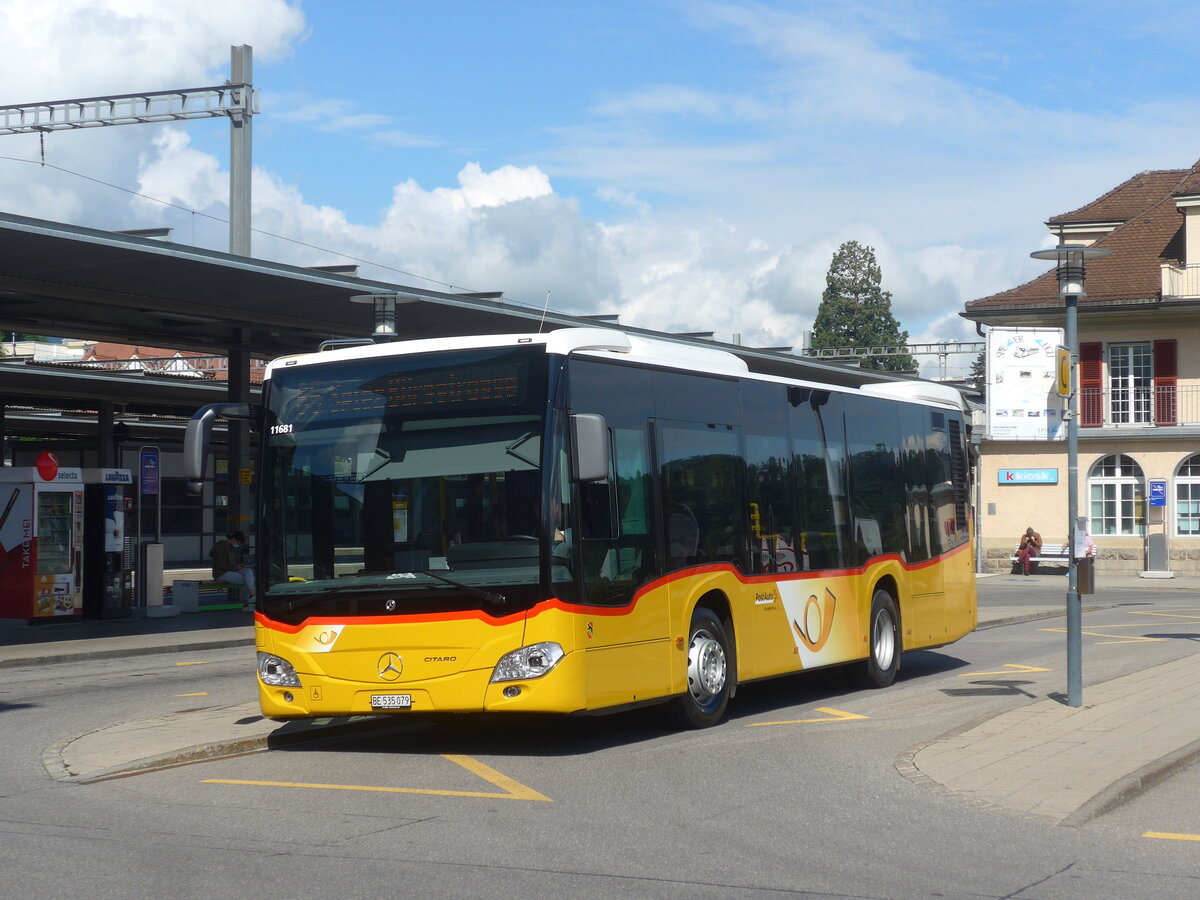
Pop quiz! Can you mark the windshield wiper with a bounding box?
[415,570,507,608]
[504,432,539,468]
[265,571,506,613]
[263,584,403,614]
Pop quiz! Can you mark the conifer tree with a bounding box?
[810,241,915,372]
[969,349,986,390]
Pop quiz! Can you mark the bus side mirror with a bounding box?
[570,413,610,482]
[184,402,263,493]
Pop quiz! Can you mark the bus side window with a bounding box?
[566,357,656,606]
[791,390,847,571]
[742,380,792,575]
[579,426,653,605]
[657,420,743,572]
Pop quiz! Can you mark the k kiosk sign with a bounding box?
[998,468,1059,485]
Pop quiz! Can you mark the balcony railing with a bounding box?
[72,355,267,383]
[1079,384,1196,427]
[1161,262,1200,298]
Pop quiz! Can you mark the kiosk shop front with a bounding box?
[0,456,84,620]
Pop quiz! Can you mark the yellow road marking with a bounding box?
[747,706,867,728]
[957,663,1051,677]
[1040,627,1163,645]
[202,753,552,802]
[175,692,208,697]
[1128,611,1200,621]
[1144,831,1200,843]
[174,661,210,667]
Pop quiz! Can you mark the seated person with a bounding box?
[210,530,256,608]
[1016,526,1042,576]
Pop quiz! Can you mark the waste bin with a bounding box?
[1077,556,1095,595]
[172,580,200,613]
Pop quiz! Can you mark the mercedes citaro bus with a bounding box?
[185,327,976,728]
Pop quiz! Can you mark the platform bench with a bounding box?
[170,580,245,612]
[1009,543,1070,570]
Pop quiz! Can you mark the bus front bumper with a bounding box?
[258,649,588,720]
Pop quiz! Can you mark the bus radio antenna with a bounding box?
[538,290,550,333]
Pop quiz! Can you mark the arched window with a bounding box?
[1088,454,1144,536]
[1175,455,1200,537]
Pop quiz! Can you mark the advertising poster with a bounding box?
[0,485,35,615]
[986,327,1066,440]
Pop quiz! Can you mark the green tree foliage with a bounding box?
[969,350,986,391]
[810,241,916,372]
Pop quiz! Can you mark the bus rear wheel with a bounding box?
[859,589,900,688]
[669,607,732,729]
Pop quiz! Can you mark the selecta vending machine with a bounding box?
[0,452,85,620]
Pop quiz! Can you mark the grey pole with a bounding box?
[1031,244,1111,708]
[228,45,254,539]
[229,44,253,258]
[1064,288,1081,707]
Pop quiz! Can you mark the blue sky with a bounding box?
[3,1,1200,376]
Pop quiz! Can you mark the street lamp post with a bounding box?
[1030,243,1111,708]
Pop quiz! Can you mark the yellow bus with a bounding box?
[186,327,976,728]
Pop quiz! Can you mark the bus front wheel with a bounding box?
[860,589,900,688]
[670,607,732,729]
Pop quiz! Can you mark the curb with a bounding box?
[47,713,400,784]
[975,603,1110,631]
[1060,735,1200,827]
[0,636,256,668]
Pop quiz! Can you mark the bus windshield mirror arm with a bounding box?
[416,570,507,608]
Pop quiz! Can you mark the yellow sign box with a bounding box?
[239,467,253,485]
[1056,345,1071,397]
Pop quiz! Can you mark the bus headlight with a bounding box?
[490,642,565,683]
[257,651,302,687]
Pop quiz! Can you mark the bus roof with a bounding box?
[265,327,965,411]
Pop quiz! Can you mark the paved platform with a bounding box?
[899,654,1200,825]
[6,573,1200,827]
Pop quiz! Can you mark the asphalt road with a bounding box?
[3,584,1199,899]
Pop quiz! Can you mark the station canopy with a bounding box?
[0,210,903,439]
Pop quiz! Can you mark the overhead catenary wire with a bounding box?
[0,152,553,313]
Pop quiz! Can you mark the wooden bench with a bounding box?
[1010,543,1070,570]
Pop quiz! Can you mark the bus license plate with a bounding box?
[370,694,412,710]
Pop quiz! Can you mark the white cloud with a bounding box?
[456,162,553,209]
[593,85,767,121]
[274,100,391,132]
[1,0,1189,380]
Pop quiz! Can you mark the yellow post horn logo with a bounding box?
[792,587,837,652]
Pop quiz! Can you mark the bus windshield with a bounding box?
[260,346,550,612]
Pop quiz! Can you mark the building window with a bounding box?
[1081,340,1177,427]
[1107,344,1152,424]
[1088,454,1145,535]
[1175,455,1200,537]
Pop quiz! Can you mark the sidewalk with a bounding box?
[9,573,1200,827]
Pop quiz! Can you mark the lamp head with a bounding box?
[1030,244,1112,298]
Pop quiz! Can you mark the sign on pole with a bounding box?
[1149,479,1167,508]
[139,448,159,495]
[1056,345,1071,398]
[986,327,1066,440]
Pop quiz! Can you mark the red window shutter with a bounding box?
[1079,342,1104,427]
[1154,339,1177,426]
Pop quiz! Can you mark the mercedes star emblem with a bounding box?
[377,652,404,681]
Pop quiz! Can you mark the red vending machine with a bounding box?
[0,455,85,620]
